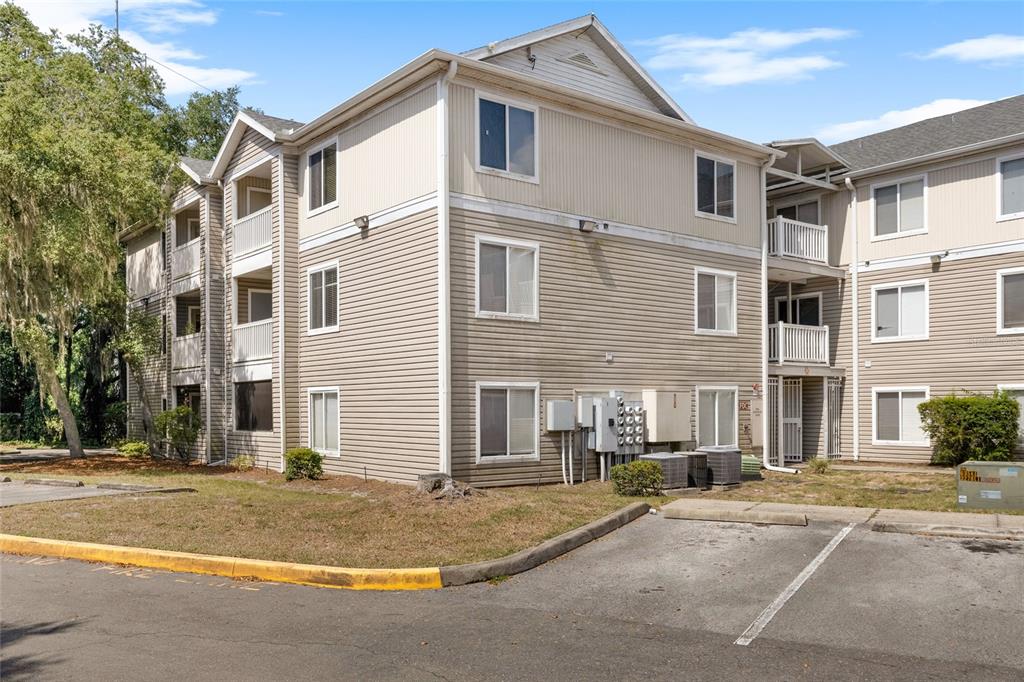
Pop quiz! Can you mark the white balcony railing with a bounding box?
[768,322,830,365]
[171,240,201,279]
[768,217,828,264]
[172,334,202,369]
[234,206,272,257]
[233,319,273,363]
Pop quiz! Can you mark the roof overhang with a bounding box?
[179,160,213,186]
[768,138,848,175]
[209,109,283,179]
[843,131,1024,180]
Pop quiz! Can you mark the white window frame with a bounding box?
[474,90,540,184]
[694,267,738,336]
[996,152,1024,222]
[870,174,928,241]
[307,386,340,457]
[871,386,930,447]
[306,260,339,336]
[996,266,1024,335]
[173,212,201,249]
[871,279,929,343]
[695,385,739,449]
[305,136,340,218]
[244,186,272,219]
[247,288,272,325]
[184,305,202,337]
[474,234,540,322]
[773,196,822,225]
[693,149,738,225]
[474,380,540,464]
[773,292,824,326]
[996,383,1024,447]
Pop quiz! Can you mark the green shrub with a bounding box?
[154,406,202,462]
[232,454,255,471]
[918,391,1020,466]
[0,413,20,441]
[610,460,663,496]
[284,447,323,481]
[118,440,150,458]
[806,457,831,474]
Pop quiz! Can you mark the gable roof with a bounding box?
[179,156,214,184]
[244,110,304,136]
[461,14,692,123]
[830,95,1024,173]
[210,109,306,179]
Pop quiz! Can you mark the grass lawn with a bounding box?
[704,468,1024,514]
[0,455,660,568]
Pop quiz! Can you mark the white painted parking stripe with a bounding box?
[735,523,856,646]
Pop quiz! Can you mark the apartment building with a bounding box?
[123,15,1023,482]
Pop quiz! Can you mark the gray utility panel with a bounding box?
[956,461,1024,510]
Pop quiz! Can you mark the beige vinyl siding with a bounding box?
[450,207,762,486]
[235,176,272,218]
[235,276,272,325]
[299,84,437,240]
[280,153,301,451]
[204,189,226,462]
[125,228,163,300]
[297,209,439,482]
[449,82,762,248]
[481,31,661,115]
[126,296,168,441]
[227,129,277,179]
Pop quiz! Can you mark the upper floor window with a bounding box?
[872,280,928,342]
[308,262,338,334]
[477,382,538,461]
[308,141,337,213]
[998,154,1024,221]
[873,176,925,239]
[997,267,1024,335]
[248,289,273,323]
[476,236,538,321]
[477,95,537,180]
[695,153,735,220]
[695,268,737,335]
[776,200,819,225]
[175,213,200,247]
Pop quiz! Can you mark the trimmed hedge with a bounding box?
[284,448,323,481]
[918,391,1020,466]
[610,460,663,496]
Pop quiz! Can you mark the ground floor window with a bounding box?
[308,388,339,455]
[477,382,538,461]
[998,385,1024,446]
[235,381,272,432]
[697,386,738,448]
[873,387,928,445]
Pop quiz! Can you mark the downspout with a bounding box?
[436,61,457,475]
[276,152,287,472]
[203,192,212,462]
[845,177,860,461]
[761,155,798,474]
[218,179,228,461]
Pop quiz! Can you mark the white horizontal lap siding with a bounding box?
[296,209,439,483]
[853,254,1024,463]
[449,207,762,487]
[448,82,761,249]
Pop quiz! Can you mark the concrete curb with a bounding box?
[663,507,807,526]
[871,522,1024,542]
[23,478,84,488]
[439,501,651,586]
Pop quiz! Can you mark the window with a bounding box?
[308,263,338,333]
[186,305,202,335]
[161,314,167,355]
[235,381,273,432]
[775,294,821,327]
[245,187,272,217]
[308,141,337,212]
[776,200,819,225]
[476,382,538,461]
[696,153,735,220]
[873,388,928,445]
[873,176,925,238]
[308,388,339,455]
[249,289,273,323]
[872,280,928,342]
[997,385,1024,447]
[998,155,1024,220]
[175,214,200,247]
[695,268,737,335]
[477,95,536,179]
[997,267,1024,335]
[697,387,738,448]
[476,236,538,320]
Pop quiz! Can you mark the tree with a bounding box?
[0,5,176,457]
[115,306,162,454]
[167,87,252,161]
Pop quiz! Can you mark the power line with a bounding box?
[142,53,215,94]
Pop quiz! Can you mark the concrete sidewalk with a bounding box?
[662,498,1024,539]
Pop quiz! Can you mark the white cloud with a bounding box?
[816,98,993,143]
[922,34,1024,65]
[639,27,855,86]
[15,1,255,95]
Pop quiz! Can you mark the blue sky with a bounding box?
[18,1,1024,143]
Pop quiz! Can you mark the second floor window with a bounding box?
[696,154,735,219]
[776,200,819,225]
[478,96,536,178]
[998,268,1024,335]
[695,268,736,335]
[874,177,924,237]
[873,281,927,341]
[308,142,337,212]
[477,237,538,320]
[999,155,1024,220]
[308,264,338,333]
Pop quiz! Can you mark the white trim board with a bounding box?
[298,193,438,253]
[853,239,1024,273]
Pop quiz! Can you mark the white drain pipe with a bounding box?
[845,177,860,461]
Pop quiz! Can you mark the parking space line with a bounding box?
[735,523,856,647]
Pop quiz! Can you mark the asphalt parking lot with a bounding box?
[3,515,1022,680]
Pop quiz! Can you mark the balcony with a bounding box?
[233,319,272,363]
[172,334,202,370]
[768,217,828,264]
[171,240,201,280]
[234,206,272,257]
[768,322,830,365]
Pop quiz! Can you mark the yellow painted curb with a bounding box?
[0,534,442,591]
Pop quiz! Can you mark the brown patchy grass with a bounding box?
[0,455,659,568]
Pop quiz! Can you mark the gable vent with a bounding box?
[561,51,604,74]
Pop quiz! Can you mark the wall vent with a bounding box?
[560,51,604,74]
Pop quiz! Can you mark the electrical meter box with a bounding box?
[546,400,575,432]
[593,397,619,452]
[956,461,1024,510]
[576,396,595,429]
[642,390,690,443]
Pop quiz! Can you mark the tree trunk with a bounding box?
[128,361,159,455]
[44,370,84,457]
